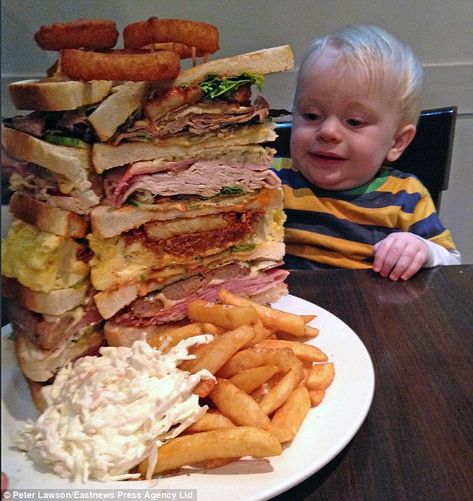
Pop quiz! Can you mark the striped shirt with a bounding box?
[272,158,458,269]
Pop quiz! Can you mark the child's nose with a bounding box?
[316,117,342,143]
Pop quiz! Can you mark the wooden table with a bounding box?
[272,265,473,501]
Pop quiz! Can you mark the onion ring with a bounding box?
[34,19,118,51]
[61,49,181,82]
[123,17,219,56]
[139,42,196,59]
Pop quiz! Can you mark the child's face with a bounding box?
[291,46,414,191]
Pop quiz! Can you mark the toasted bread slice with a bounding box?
[174,45,294,87]
[8,78,113,111]
[9,192,88,238]
[2,276,90,316]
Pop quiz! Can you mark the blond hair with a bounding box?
[296,25,424,127]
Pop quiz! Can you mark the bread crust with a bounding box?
[2,126,92,182]
[9,192,88,238]
[2,276,89,316]
[8,78,113,111]
[174,45,294,87]
[88,82,151,141]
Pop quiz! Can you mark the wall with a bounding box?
[2,0,472,262]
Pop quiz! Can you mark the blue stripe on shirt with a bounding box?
[409,213,447,238]
[285,209,399,245]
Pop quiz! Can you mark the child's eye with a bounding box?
[303,113,321,121]
[346,118,364,127]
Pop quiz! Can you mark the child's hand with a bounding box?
[372,232,429,281]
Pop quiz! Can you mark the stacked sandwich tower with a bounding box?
[1,18,293,394]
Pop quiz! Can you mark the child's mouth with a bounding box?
[312,151,345,162]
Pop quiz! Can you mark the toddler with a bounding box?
[274,25,460,280]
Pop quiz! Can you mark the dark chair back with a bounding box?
[270,106,457,209]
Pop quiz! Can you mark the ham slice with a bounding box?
[108,160,281,205]
[113,267,289,327]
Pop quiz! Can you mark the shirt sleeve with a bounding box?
[410,233,462,267]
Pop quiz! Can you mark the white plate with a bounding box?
[2,295,375,500]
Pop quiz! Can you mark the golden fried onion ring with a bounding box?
[60,49,181,82]
[123,17,219,56]
[139,42,197,59]
[34,19,118,51]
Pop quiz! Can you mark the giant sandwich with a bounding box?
[2,17,293,399]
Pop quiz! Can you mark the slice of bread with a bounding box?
[2,126,93,183]
[9,192,88,238]
[174,45,294,87]
[88,81,151,142]
[8,78,113,111]
[2,276,90,316]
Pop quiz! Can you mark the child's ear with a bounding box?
[386,124,416,162]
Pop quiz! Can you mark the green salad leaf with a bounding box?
[43,134,86,148]
[220,185,245,195]
[231,242,256,253]
[200,73,265,100]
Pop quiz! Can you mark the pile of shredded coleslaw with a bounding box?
[16,337,214,482]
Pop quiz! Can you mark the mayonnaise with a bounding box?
[16,336,214,482]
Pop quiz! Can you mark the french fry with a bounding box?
[200,457,240,469]
[305,362,335,391]
[254,339,328,363]
[200,322,225,335]
[242,319,273,348]
[217,347,298,378]
[188,299,259,329]
[229,365,279,393]
[308,389,325,407]
[147,322,203,352]
[250,371,284,402]
[210,379,271,430]
[270,386,311,443]
[301,314,316,323]
[138,427,282,477]
[304,325,320,338]
[192,378,216,398]
[259,362,305,415]
[218,289,306,337]
[186,410,235,432]
[180,325,254,374]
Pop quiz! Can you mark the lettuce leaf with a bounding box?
[200,73,265,100]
